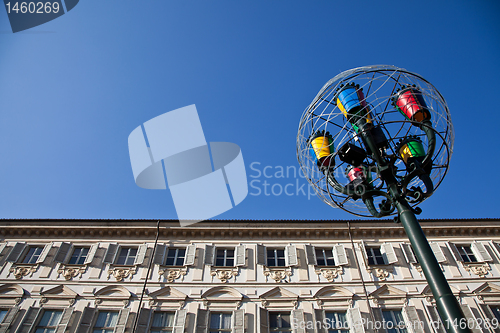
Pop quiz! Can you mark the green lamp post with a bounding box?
[297,65,469,333]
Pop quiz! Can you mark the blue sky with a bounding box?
[0,1,499,222]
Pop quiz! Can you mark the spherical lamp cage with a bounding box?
[297,65,454,217]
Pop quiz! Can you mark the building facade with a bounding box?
[0,218,500,333]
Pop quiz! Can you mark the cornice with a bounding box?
[0,218,499,241]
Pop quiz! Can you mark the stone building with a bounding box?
[0,218,500,333]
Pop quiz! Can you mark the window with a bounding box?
[269,312,292,333]
[382,310,407,333]
[93,311,119,333]
[115,247,137,265]
[209,312,232,333]
[35,310,63,333]
[491,306,500,321]
[0,309,8,323]
[69,247,90,265]
[366,247,385,265]
[215,248,235,267]
[22,246,44,264]
[455,245,477,263]
[267,249,286,267]
[316,248,336,266]
[325,311,348,333]
[151,311,175,333]
[165,248,186,266]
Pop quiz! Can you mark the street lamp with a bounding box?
[297,65,468,333]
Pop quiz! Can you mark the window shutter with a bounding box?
[54,242,72,263]
[285,245,298,266]
[184,245,196,266]
[37,243,53,264]
[425,306,444,333]
[135,308,152,333]
[16,307,40,333]
[402,306,424,333]
[196,309,209,333]
[380,243,398,264]
[314,309,326,333]
[460,305,483,333]
[359,241,369,265]
[430,243,447,263]
[259,308,269,333]
[346,308,366,333]
[401,244,417,264]
[154,244,167,265]
[235,245,246,267]
[55,307,74,333]
[134,244,148,265]
[233,309,244,333]
[76,307,96,333]
[6,242,26,262]
[334,244,349,266]
[371,308,385,333]
[205,245,215,266]
[471,242,493,262]
[0,306,19,333]
[103,243,119,264]
[0,243,6,255]
[114,308,130,333]
[84,243,99,265]
[173,309,187,333]
[304,245,317,265]
[292,309,305,333]
[446,242,462,262]
[257,245,266,265]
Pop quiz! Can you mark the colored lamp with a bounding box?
[398,137,426,166]
[335,83,372,132]
[309,131,334,169]
[345,165,371,187]
[392,85,431,123]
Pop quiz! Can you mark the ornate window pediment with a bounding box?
[314,286,353,308]
[473,282,500,303]
[201,286,243,309]
[369,284,407,306]
[94,285,131,308]
[0,284,25,306]
[40,285,78,306]
[148,286,187,308]
[259,287,299,309]
[422,284,460,304]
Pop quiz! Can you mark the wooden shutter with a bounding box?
[359,241,369,265]
[173,309,187,333]
[425,305,444,333]
[471,242,493,262]
[257,245,266,265]
[84,243,99,265]
[285,245,298,266]
[304,245,317,265]
[16,307,40,333]
[114,308,130,333]
[184,245,196,266]
[447,243,463,262]
[135,308,152,333]
[103,243,119,264]
[55,308,74,333]
[380,243,398,264]
[479,304,500,333]
[346,308,365,333]
[0,307,19,333]
[401,244,417,264]
[205,245,215,266]
[460,305,483,333]
[233,309,244,333]
[292,309,305,333]
[235,245,246,267]
[402,306,424,333]
[196,309,209,333]
[371,308,386,333]
[134,244,148,265]
[154,244,167,265]
[6,242,26,262]
[54,242,72,263]
[37,243,53,264]
[314,309,326,333]
[259,308,269,333]
[430,243,447,263]
[334,244,349,266]
[76,307,96,333]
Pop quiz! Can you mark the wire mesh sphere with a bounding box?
[297,65,454,217]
